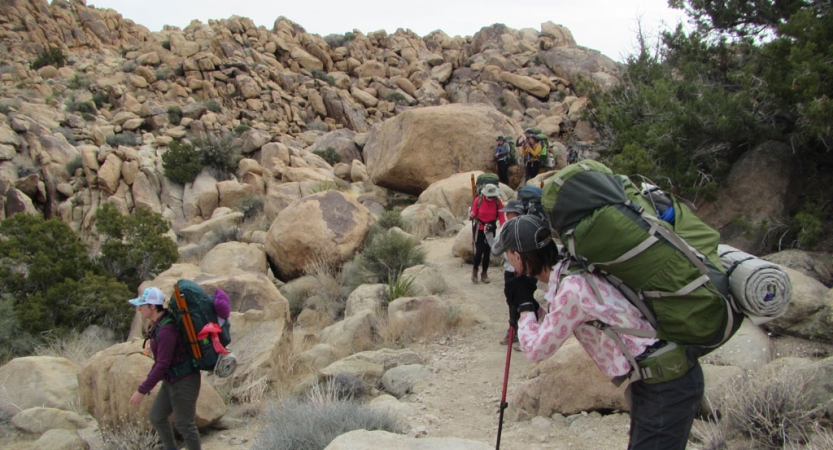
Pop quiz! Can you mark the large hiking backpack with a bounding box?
[542,161,743,381]
[507,140,518,166]
[536,134,554,170]
[517,185,547,222]
[475,173,500,195]
[165,279,236,377]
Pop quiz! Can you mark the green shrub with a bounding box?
[167,105,183,125]
[95,202,179,292]
[343,32,356,43]
[66,155,83,176]
[385,91,408,105]
[105,131,140,147]
[66,100,96,114]
[793,202,824,249]
[206,99,222,113]
[0,294,39,363]
[313,147,341,166]
[191,133,242,180]
[162,141,202,184]
[233,123,251,135]
[92,91,109,109]
[253,395,401,450]
[81,112,96,121]
[30,47,66,70]
[310,69,335,86]
[324,34,345,48]
[374,209,403,231]
[236,194,265,221]
[66,74,90,90]
[386,274,415,302]
[155,68,173,80]
[355,230,426,283]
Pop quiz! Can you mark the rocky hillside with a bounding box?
[0,0,617,233]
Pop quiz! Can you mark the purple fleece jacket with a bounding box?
[138,312,193,394]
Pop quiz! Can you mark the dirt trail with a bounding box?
[204,236,631,450]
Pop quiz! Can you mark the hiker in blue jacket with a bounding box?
[129,287,202,450]
[494,136,511,184]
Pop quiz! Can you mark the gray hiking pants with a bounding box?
[149,373,202,450]
[626,361,703,450]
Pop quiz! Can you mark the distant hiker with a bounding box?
[469,183,505,284]
[491,199,535,347]
[129,287,202,450]
[494,136,511,184]
[492,216,704,450]
[521,134,542,180]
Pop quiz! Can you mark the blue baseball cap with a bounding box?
[129,287,166,306]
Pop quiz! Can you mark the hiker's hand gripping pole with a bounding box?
[496,325,515,450]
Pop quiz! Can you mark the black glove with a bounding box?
[505,275,540,328]
[484,223,496,234]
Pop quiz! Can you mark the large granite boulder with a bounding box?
[697,141,796,254]
[363,104,518,195]
[509,339,627,419]
[200,241,268,275]
[77,341,225,429]
[416,171,513,218]
[765,267,832,340]
[0,357,81,414]
[265,190,375,280]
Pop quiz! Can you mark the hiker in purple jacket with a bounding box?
[128,287,202,450]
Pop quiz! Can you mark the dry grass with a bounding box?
[302,253,348,320]
[33,331,114,366]
[690,416,728,450]
[99,422,159,450]
[374,302,471,349]
[721,367,815,449]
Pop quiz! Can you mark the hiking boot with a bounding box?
[499,329,519,345]
[481,271,490,283]
[471,268,479,284]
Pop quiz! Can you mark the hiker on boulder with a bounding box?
[492,216,704,450]
[129,287,202,450]
[494,136,511,184]
[521,134,542,180]
[491,199,535,347]
[469,183,505,284]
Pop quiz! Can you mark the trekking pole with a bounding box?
[470,174,477,258]
[495,325,515,450]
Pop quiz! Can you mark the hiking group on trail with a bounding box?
[483,158,791,449]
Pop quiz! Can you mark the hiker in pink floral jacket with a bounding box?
[492,216,704,450]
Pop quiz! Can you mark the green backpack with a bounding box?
[542,160,743,383]
[475,173,500,194]
[163,279,232,377]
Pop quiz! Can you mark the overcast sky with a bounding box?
[88,0,688,62]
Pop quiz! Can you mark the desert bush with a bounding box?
[206,99,222,113]
[0,294,39,363]
[30,47,66,70]
[722,369,814,449]
[233,123,251,135]
[385,274,415,302]
[385,91,407,105]
[190,133,241,181]
[66,100,96,114]
[310,69,335,86]
[253,389,401,450]
[236,194,265,221]
[66,74,90,90]
[81,112,96,121]
[162,140,202,184]
[34,331,112,366]
[302,254,348,320]
[689,416,727,450]
[95,203,179,292]
[374,209,404,231]
[52,126,77,146]
[12,154,37,177]
[306,120,329,132]
[66,155,83,176]
[92,91,109,109]
[167,105,183,126]
[355,230,426,283]
[313,147,341,166]
[155,67,173,81]
[375,300,461,348]
[106,131,140,147]
[100,423,159,450]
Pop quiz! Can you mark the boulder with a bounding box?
[363,104,518,195]
[0,356,80,414]
[324,429,492,450]
[265,190,375,280]
[296,343,340,372]
[702,318,774,371]
[400,203,456,237]
[698,141,796,254]
[388,296,443,323]
[31,428,86,450]
[177,211,244,242]
[97,153,123,194]
[200,241,268,275]
[401,264,446,296]
[381,364,430,398]
[344,283,387,317]
[764,249,833,286]
[319,309,377,353]
[320,348,425,386]
[308,129,362,164]
[539,46,620,89]
[217,179,254,209]
[509,339,627,419]
[77,341,225,428]
[416,171,512,218]
[11,407,89,434]
[500,72,550,98]
[765,267,832,340]
[4,188,38,216]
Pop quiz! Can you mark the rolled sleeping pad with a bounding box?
[717,245,792,325]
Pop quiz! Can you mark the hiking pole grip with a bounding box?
[495,325,515,450]
[174,284,202,359]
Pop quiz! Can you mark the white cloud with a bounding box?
[89,0,687,61]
